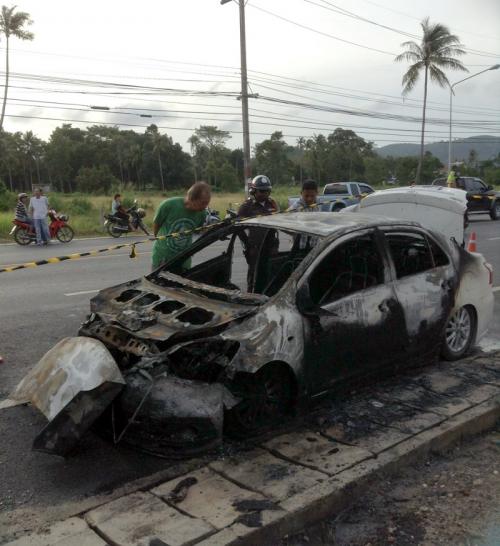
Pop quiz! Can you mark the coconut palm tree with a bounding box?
[0,5,34,131]
[395,17,466,183]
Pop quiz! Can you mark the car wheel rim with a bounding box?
[445,307,471,354]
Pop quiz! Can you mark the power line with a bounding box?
[3,47,497,114]
[6,113,499,145]
[6,71,499,125]
[8,100,500,138]
[305,0,500,59]
[247,3,396,55]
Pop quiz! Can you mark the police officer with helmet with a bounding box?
[237,175,279,218]
[237,175,280,292]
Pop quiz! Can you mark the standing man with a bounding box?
[151,181,211,270]
[237,175,279,218]
[287,179,319,212]
[237,175,280,291]
[29,188,50,245]
[447,168,457,188]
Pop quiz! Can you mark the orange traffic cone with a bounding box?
[467,231,477,252]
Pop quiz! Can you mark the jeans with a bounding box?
[33,218,50,244]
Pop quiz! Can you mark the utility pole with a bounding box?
[221,0,252,193]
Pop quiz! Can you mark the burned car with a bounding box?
[1,213,494,456]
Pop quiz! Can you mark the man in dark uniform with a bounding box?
[237,175,280,292]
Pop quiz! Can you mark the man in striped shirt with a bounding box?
[15,193,32,225]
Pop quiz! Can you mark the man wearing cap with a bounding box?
[15,193,32,225]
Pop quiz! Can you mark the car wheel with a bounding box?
[225,364,295,437]
[490,200,500,220]
[331,204,344,212]
[441,306,476,361]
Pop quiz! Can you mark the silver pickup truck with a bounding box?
[288,181,375,211]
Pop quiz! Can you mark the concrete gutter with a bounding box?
[2,352,500,546]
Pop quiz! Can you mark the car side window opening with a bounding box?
[351,185,360,196]
[359,184,374,194]
[309,234,384,306]
[466,179,485,193]
[324,183,349,195]
[384,231,438,279]
[163,226,315,296]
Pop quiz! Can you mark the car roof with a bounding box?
[239,211,420,237]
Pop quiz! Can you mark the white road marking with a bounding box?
[64,289,99,297]
[493,286,500,293]
[488,237,500,241]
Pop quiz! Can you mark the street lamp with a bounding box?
[448,64,500,172]
[221,0,252,193]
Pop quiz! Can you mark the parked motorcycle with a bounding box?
[104,202,150,238]
[10,210,74,245]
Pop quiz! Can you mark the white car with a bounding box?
[342,185,494,356]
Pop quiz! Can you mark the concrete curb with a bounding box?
[2,354,500,546]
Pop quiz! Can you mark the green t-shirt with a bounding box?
[152,197,207,268]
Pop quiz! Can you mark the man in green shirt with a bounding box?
[152,182,211,270]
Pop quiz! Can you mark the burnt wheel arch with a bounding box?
[224,361,298,438]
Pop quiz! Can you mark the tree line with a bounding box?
[1,124,463,195]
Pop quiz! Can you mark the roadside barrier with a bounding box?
[0,198,357,275]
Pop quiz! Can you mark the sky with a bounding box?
[1,0,499,153]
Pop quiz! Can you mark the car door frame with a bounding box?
[296,226,407,396]
[379,226,457,361]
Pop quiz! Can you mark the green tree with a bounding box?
[254,131,294,186]
[75,164,120,194]
[190,126,232,188]
[395,17,466,183]
[145,124,168,191]
[363,156,387,185]
[0,5,34,130]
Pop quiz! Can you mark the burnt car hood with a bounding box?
[89,275,260,343]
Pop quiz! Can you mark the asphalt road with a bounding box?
[0,217,499,520]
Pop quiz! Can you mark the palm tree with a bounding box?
[0,5,34,131]
[395,17,466,183]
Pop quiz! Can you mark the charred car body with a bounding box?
[2,212,494,456]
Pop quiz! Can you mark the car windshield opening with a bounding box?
[151,225,319,300]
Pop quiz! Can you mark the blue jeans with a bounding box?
[33,218,50,244]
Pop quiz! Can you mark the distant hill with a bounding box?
[375,136,500,163]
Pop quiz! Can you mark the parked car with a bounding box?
[432,176,500,220]
[2,212,493,457]
[342,185,468,245]
[288,181,375,212]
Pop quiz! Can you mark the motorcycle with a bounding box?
[104,202,150,238]
[10,210,74,245]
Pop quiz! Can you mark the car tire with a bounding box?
[490,200,500,220]
[225,363,295,437]
[331,204,344,212]
[441,306,476,361]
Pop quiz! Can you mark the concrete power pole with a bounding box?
[221,0,252,193]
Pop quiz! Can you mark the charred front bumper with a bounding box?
[105,371,238,455]
[1,334,240,457]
